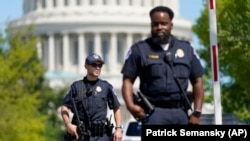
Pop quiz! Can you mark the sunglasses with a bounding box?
[90,63,103,68]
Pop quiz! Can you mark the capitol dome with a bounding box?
[10,0,192,88]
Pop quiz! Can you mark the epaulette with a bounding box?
[181,40,191,45]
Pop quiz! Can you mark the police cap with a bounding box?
[85,53,104,65]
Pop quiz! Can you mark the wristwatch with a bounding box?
[192,110,202,118]
[115,125,123,130]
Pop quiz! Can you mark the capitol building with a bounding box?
[10,0,194,123]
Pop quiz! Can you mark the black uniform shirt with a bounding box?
[62,77,121,122]
[121,36,204,101]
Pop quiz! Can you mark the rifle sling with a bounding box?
[77,80,106,124]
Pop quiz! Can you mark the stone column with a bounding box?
[83,0,90,6]
[78,33,86,73]
[143,0,151,7]
[132,0,141,6]
[109,32,117,73]
[107,0,116,5]
[48,33,55,71]
[36,37,42,60]
[153,0,161,6]
[57,0,64,8]
[46,0,53,9]
[69,0,77,7]
[94,32,102,56]
[62,33,70,72]
[95,0,102,6]
[125,33,133,58]
[120,0,129,6]
[36,0,43,11]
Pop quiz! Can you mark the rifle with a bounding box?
[74,98,91,141]
[64,98,90,141]
[133,91,155,118]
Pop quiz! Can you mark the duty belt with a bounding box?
[150,100,185,108]
[72,120,112,137]
[90,122,106,136]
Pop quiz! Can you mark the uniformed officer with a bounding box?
[121,6,205,125]
[61,53,123,141]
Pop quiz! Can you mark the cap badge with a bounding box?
[93,54,100,59]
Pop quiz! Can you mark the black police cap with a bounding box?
[85,53,104,65]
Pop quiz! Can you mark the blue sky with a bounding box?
[0,0,205,24]
[0,0,205,47]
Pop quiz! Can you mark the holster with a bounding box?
[64,132,75,141]
[133,91,154,115]
[91,121,105,137]
[184,92,194,111]
[105,118,114,136]
[88,119,113,137]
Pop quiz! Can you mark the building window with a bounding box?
[40,35,49,68]
[103,0,108,5]
[53,0,57,7]
[89,0,93,5]
[102,40,108,65]
[129,0,132,6]
[141,0,144,6]
[72,40,78,65]
[59,41,63,66]
[117,40,122,64]
[64,0,69,6]
[117,0,120,5]
[42,0,46,8]
[87,40,94,55]
[34,0,37,10]
[77,0,82,5]
[55,39,63,69]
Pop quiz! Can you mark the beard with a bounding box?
[151,32,171,45]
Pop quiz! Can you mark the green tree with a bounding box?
[193,0,250,121]
[0,24,68,140]
[0,25,48,141]
[39,86,67,141]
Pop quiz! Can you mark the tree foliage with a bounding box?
[39,86,67,141]
[0,25,47,140]
[0,21,72,140]
[0,25,67,140]
[193,0,250,121]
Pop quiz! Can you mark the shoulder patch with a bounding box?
[111,87,117,96]
[125,48,132,60]
[192,47,201,59]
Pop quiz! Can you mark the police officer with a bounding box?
[61,53,123,141]
[121,6,205,125]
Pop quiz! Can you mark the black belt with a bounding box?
[150,100,184,108]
